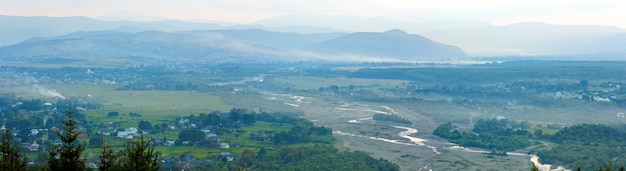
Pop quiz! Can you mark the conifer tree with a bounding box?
[97,135,117,171]
[0,129,27,171]
[119,136,159,171]
[48,107,86,171]
[530,164,540,171]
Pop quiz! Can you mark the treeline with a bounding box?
[536,124,626,170]
[372,113,411,124]
[225,145,399,171]
[272,120,333,145]
[436,120,626,170]
[347,61,626,85]
[434,119,530,151]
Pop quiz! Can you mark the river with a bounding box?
[257,88,568,170]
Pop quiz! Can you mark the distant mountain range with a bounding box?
[2,14,626,58]
[0,15,341,46]
[0,28,467,62]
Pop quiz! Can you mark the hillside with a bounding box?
[307,29,467,59]
[0,29,466,62]
[0,15,344,46]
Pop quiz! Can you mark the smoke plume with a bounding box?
[32,84,65,99]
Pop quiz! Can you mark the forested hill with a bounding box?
[306,29,467,58]
[0,29,466,62]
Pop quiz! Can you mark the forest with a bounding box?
[536,124,626,170]
[433,119,530,151]
[436,119,626,170]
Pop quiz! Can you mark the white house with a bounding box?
[219,142,229,149]
[75,107,87,111]
[117,131,129,138]
[164,140,176,146]
[125,127,138,134]
[30,129,39,135]
[219,152,235,162]
[207,134,218,141]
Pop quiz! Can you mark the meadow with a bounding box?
[48,83,232,126]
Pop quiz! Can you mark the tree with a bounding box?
[530,164,539,171]
[177,129,205,143]
[0,129,27,171]
[48,107,86,171]
[119,136,160,171]
[98,136,117,171]
[228,108,244,123]
[579,79,589,88]
[138,120,153,131]
[534,129,543,137]
[257,147,266,160]
[89,136,103,148]
[107,111,119,117]
[242,114,256,126]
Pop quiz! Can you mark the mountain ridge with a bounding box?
[307,29,466,59]
[0,29,467,62]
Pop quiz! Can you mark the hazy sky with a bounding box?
[1,0,626,28]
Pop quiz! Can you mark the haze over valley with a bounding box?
[2,1,626,171]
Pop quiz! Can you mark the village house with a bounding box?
[30,129,39,136]
[219,152,235,162]
[28,142,40,151]
[117,131,129,138]
[253,131,271,141]
[164,140,176,146]
[219,142,229,149]
[78,133,88,138]
[206,134,219,141]
[200,125,214,133]
[151,138,165,145]
[52,139,62,146]
[50,127,60,132]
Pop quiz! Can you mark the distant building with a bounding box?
[52,140,62,146]
[200,126,214,133]
[117,131,129,138]
[206,134,218,141]
[28,143,40,151]
[50,127,60,132]
[219,143,229,149]
[75,107,87,111]
[219,152,235,162]
[164,140,176,146]
[30,129,39,135]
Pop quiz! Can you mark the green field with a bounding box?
[48,83,232,125]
